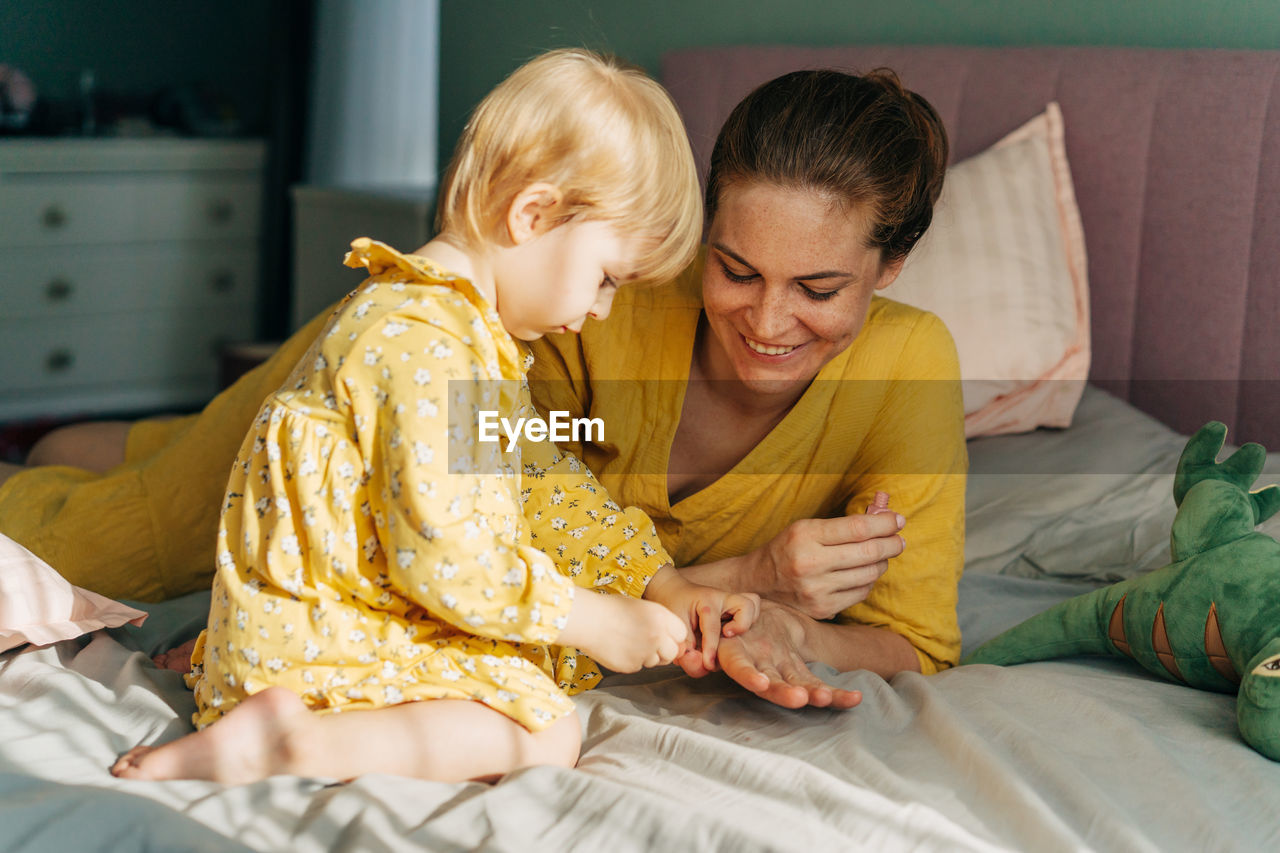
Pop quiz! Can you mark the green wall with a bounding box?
[439,0,1280,169]
[1,0,272,132]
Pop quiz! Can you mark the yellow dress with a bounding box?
[528,257,968,673]
[188,240,671,732]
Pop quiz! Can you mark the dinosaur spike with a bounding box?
[1252,484,1280,526]
[1174,422,1228,507]
[1174,423,1271,508]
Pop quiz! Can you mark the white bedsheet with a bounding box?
[3,385,1280,852]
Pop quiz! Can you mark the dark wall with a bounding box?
[1,0,274,133]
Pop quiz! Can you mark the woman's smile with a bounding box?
[741,334,803,358]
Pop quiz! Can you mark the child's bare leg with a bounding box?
[26,421,132,472]
[111,687,581,785]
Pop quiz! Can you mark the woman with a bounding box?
[0,68,963,710]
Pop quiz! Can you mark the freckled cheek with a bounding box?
[800,307,864,347]
[701,280,755,326]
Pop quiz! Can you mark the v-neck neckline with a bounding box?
[659,308,842,514]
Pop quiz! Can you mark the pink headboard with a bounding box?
[662,46,1280,446]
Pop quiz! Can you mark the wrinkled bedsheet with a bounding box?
[4,386,1280,853]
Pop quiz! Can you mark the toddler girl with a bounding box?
[111,49,755,785]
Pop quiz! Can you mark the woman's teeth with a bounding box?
[745,337,797,356]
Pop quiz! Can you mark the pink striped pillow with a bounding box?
[888,103,1090,438]
[0,533,147,653]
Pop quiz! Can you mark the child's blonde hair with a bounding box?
[436,48,701,285]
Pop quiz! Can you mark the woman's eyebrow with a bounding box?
[711,242,756,270]
[712,242,852,280]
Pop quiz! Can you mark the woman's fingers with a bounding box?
[717,639,773,694]
[813,510,905,547]
[779,661,833,707]
[677,648,712,678]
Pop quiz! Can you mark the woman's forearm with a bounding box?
[799,619,921,679]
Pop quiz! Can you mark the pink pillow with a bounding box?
[0,533,147,653]
[888,103,1090,437]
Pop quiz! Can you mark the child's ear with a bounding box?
[506,183,565,245]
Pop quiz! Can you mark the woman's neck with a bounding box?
[413,235,498,307]
[692,314,809,419]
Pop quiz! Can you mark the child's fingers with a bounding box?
[721,592,761,637]
[697,603,722,671]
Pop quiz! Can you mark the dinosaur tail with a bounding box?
[962,582,1128,667]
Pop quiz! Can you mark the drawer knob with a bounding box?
[210,270,236,294]
[45,348,75,372]
[207,199,234,225]
[41,205,68,229]
[45,278,75,302]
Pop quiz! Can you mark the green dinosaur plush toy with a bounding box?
[963,421,1280,760]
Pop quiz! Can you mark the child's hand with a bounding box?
[643,566,761,673]
[558,590,689,673]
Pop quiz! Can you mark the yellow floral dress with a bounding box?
[188,239,671,732]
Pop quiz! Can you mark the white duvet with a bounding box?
[3,386,1280,853]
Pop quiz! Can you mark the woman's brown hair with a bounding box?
[705,69,948,263]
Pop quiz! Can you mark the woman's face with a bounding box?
[700,181,904,393]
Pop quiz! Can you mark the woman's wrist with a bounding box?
[802,617,922,678]
[679,550,771,597]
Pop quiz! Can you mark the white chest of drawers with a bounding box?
[0,138,265,421]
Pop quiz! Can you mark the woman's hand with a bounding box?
[679,599,862,709]
[750,492,905,620]
[644,566,760,671]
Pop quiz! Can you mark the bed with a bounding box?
[5,45,1280,852]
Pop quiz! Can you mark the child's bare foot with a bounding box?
[152,637,198,672]
[111,687,312,784]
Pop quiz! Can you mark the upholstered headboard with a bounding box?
[662,46,1280,446]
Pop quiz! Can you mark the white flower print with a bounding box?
[413,441,434,465]
[382,320,409,338]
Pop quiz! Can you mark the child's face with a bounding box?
[496,218,638,341]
